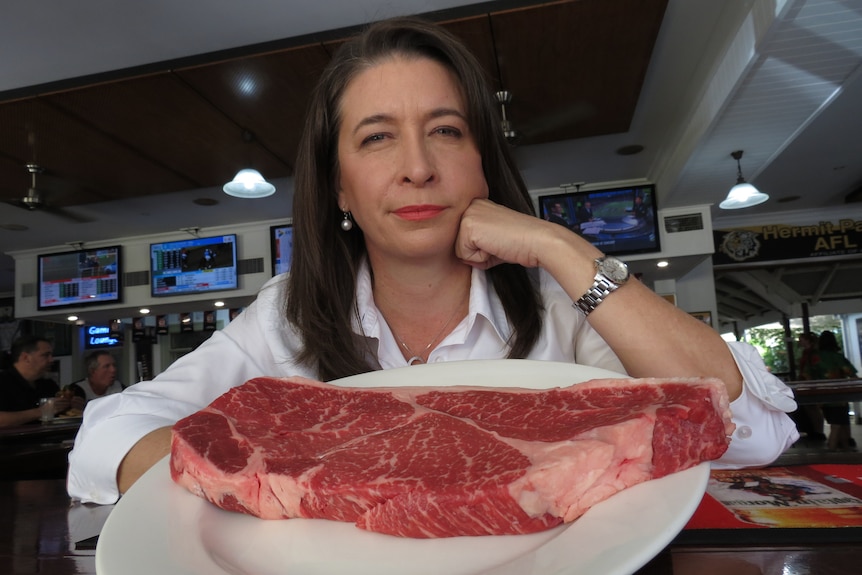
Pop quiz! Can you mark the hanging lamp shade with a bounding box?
[223,168,275,198]
[719,150,768,209]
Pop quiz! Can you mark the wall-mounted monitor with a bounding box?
[150,234,238,297]
[270,224,293,276]
[37,245,122,310]
[537,183,661,256]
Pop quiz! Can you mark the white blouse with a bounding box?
[67,264,799,504]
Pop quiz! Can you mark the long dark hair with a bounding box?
[286,16,543,380]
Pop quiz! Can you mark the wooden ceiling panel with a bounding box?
[0,99,193,205]
[46,73,290,193]
[0,0,669,209]
[175,43,335,173]
[488,0,667,145]
[440,16,503,93]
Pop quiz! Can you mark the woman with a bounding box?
[817,330,858,450]
[68,17,798,504]
[793,331,826,440]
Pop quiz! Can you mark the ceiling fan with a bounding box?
[5,163,93,223]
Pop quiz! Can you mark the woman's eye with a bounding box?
[434,126,462,137]
[361,133,387,145]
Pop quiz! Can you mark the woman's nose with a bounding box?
[399,137,435,186]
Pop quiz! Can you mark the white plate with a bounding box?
[97,359,709,575]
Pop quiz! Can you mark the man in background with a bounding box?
[66,350,124,406]
[0,336,72,427]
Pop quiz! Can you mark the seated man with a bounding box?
[66,350,124,406]
[0,336,74,427]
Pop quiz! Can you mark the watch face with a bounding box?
[598,256,630,283]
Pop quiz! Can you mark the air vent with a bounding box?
[124,270,150,287]
[238,257,264,275]
[21,282,36,298]
[664,213,704,233]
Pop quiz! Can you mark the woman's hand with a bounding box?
[455,198,600,271]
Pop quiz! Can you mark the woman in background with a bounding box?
[818,330,858,451]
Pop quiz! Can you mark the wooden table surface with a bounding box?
[2,473,860,575]
[786,378,862,404]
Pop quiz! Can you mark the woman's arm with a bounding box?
[117,426,173,494]
[457,199,742,399]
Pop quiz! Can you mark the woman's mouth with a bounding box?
[393,205,446,221]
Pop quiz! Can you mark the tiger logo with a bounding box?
[719,230,761,261]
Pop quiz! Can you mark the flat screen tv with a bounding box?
[270,224,293,276]
[537,183,661,256]
[150,234,238,297]
[37,245,122,310]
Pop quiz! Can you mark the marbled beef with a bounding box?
[170,375,733,538]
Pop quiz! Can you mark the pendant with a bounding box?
[407,356,424,366]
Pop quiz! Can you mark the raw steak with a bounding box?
[170,375,733,538]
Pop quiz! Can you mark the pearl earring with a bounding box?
[341,211,354,231]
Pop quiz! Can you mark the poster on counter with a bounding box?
[679,464,862,544]
[713,217,861,266]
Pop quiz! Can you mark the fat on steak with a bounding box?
[170,375,733,538]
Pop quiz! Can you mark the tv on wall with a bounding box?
[270,224,293,276]
[37,245,122,310]
[537,183,661,256]
[150,234,238,297]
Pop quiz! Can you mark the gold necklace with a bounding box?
[388,303,463,365]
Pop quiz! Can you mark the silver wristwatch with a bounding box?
[573,255,630,315]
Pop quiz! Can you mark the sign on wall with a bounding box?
[713,218,861,266]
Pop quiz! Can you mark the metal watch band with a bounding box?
[573,276,619,316]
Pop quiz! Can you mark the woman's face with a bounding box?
[336,55,488,264]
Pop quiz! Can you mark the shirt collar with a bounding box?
[353,259,510,350]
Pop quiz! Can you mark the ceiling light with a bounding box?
[139,308,150,314]
[719,150,769,209]
[67,315,78,322]
[656,260,669,268]
[223,169,275,198]
[214,301,225,307]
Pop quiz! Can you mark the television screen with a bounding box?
[537,184,661,256]
[37,245,122,310]
[150,234,238,297]
[270,224,293,276]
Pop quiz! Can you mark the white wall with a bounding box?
[674,258,719,327]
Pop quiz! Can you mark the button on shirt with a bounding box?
[67,263,799,504]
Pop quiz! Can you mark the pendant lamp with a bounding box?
[223,168,276,198]
[719,150,768,209]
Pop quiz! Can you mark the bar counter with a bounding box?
[2,467,860,575]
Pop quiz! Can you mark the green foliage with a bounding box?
[744,315,843,375]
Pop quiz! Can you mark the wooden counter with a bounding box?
[786,378,862,404]
[2,466,860,575]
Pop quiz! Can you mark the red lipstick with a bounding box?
[393,205,445,221]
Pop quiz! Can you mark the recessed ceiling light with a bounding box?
[67,315,78,322]
[214,301,225,307]
[616,144,644,156]
[140,308,150,314]
[656,260,669,268]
